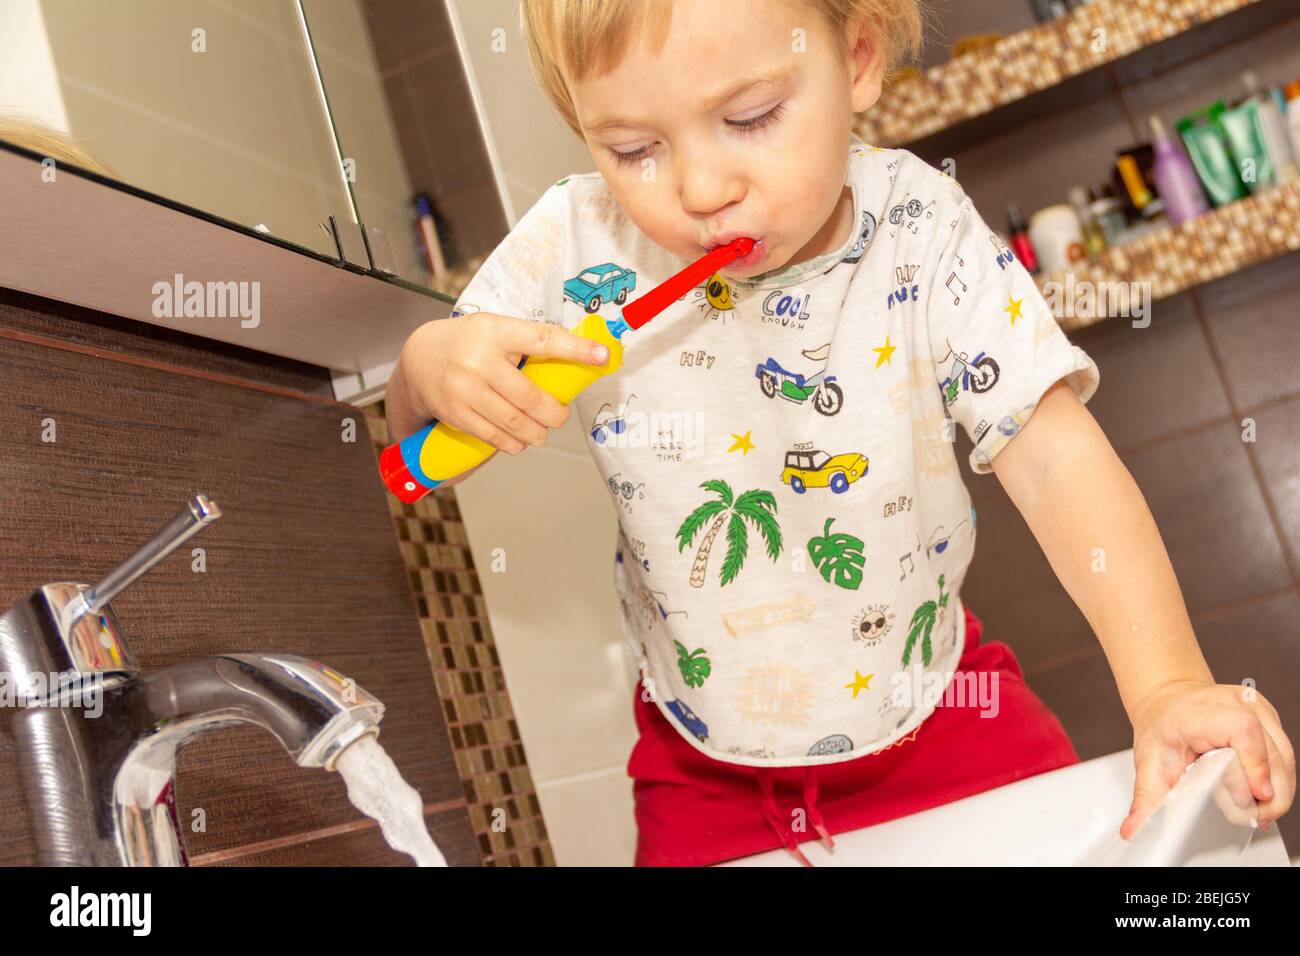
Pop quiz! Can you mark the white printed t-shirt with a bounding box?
[449,140,1100,768]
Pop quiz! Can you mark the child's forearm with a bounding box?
[384,359,423,445]
[991,382,1214,720]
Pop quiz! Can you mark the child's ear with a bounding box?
[846,16,888,114]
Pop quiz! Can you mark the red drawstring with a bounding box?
[803,765,836,852]
[754,767,835,866]
[756,770,812,866]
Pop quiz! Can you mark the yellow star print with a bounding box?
[873,335,897,368]
[728,431,755,455]
[844,670,873,699]
[1005,294,1024,327]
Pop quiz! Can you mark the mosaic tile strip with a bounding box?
[363,402,556,867]
[1039,179,1300,330]
[854,0,1264,148]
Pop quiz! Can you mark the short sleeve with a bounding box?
[923,197,1100,474]
[449,181,573,331]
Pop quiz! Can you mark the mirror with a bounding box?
[0,0,358,260]
[298,0,435,293]
[303,0,505,300]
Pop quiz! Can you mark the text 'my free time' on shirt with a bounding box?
[451,139,1099,767]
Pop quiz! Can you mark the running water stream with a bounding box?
[335,734,447,866]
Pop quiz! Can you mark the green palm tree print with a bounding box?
[676,479,782,588]
[903,574,950,667]
[675,641,712,688]
[807,517,866,590]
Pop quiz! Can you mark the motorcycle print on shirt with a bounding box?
[754,342,844,416]
[937,339,1001,408]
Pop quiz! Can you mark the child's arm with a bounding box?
[991,378,1295,836]
[381,179,607,490]
[383,311,608,488]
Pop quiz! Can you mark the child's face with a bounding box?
[569,0,885,279]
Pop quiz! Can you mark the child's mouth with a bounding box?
[709,237,766,271]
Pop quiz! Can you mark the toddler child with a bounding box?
[385,0,1293,866]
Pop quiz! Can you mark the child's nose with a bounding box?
[674,151,745,218]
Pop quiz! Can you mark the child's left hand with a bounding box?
[1123,679,1295,839]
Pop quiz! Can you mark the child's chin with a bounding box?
[725,261,781,281]
[721,245,780,279]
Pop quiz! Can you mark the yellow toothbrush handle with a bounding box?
[380,314,624,502]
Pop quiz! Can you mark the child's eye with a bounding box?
[609,144,654,169]
[728,102,786,135]
[607,103,787,170]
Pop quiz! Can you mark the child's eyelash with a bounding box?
[608,103,787,169]
[731,102,787,135]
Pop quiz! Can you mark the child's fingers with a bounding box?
[491,361,572,431]
[1251,714,1296,828]
[1120,746,1173,840]
[472,384,551,450]
[442,391,529,454]
[460,407,527,456]
[1215,749,1258,816]
[1217,708,1276,805]
[502,316,611,366]
[1251,699,1295,784]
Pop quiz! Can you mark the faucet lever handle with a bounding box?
[70,494,222,624]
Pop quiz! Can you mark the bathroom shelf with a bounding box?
[855,0,1287,153]
[1037,178,1300,331]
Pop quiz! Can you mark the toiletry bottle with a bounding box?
[1286,80,1300,168]
[1007,203,1039,275]
[1149,115,1210,226]
[1243,73,1298,183]
[1088,183,1127,248]
[1069,185,1106,255]
[1115,147,1156,215]
[1178,104,1249,207]
[1218,74,1284,193]
[1028,0,1070,21]
[1028,204,1086,274]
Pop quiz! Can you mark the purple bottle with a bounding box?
[1150,114,1210,226]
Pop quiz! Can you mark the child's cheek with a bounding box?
[611,185,688,256]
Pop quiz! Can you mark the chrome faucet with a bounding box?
[0,495,385,866]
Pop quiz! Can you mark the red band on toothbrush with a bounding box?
[621,237,755,330]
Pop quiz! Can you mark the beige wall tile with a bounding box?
[453,440,639,784]
[536,767,637,867]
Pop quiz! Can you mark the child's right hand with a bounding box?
[391,312,610,457]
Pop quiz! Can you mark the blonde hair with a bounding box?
[0,117,113,176]
[521,0,925,139]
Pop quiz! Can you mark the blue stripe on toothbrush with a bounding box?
[399,424,440,489]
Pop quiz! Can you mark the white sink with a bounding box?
[719,748,1290,867]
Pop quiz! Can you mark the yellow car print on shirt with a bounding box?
[780,448,868,495]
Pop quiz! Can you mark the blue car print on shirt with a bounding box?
[564,263,637,313]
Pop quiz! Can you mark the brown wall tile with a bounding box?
[0,292,476,867]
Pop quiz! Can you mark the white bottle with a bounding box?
[1287,81,1300,172]
[1244,72,1298,183]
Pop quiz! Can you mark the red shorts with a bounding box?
[627,605,1081,866]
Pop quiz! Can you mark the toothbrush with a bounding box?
[380,237,756,502]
